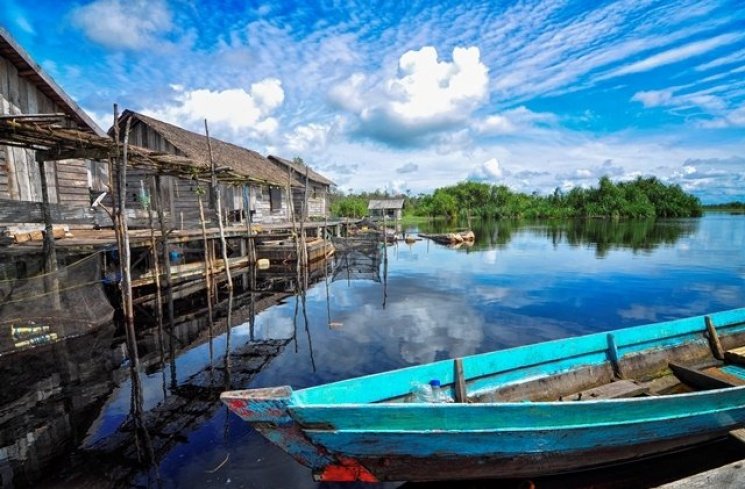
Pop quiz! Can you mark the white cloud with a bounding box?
[468,157,504,182]
[476,106,557,135]
[334,46,489,145]
[699,105,745,128]
[385,46,488,123]
[603,32,745,79]
[695,47,745,71]
[631,89,675,108]
[142,79,285,137]
[71,0,173,50]
[284,122,332,154]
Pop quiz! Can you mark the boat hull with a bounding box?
[347,433,724,481]
[222,307,745,482]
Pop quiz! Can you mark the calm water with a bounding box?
[14,214,745,487]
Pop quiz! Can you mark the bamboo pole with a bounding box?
[146,176,165,377]
[243,184,256,264]
[116,114,144,412]
[204,119,233,292]
[287,167,302,289]
[197,183,215,370]
[154,175,176,389]
[302,165,310,288]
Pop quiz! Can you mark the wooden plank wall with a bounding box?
[0,198,96,225]
[0,54,95,210]
[291,183,328,218]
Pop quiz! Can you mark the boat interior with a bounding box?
[462,319,745,404]
[289,310,745,407]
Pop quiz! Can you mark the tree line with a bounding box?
[331,176,703,219]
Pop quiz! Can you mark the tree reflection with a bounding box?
[419,218,699,256]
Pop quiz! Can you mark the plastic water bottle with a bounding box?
[429,379,445,403]
[410,382,432,402]
[429,379,453,403]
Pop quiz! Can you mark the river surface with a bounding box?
[8,214,745,488]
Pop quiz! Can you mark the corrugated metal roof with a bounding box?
[368,199,404,210]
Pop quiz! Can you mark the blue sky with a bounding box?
[2,0,744,202]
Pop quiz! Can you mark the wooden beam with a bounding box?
[705,316,725,360]
[454,358,467,403]
[669,362,744,390]
[724,346,745,366]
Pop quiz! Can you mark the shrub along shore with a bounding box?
[331,176,703,220]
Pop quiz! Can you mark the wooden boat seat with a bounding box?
[669,362,745,390]
[561,380,648,401]
[724,346,745,366]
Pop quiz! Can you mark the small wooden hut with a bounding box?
[0,27,106,228]
[368,199,404,220]
[267,155,334,219]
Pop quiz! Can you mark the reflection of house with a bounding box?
[0,28,105,227]
[368,199,404,220]
[112,111,291,226]
[268,155,334,219]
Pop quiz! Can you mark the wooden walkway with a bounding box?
[1,219,355,252]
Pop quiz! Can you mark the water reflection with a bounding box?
[2,215,744,488]
[419,217,699,256]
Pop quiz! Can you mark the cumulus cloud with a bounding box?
[71,0,172,50]
[333,46,489,145]
[142,79,284,137]
[396,162,419,174]
[468,158,504,182]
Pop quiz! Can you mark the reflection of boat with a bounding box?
[222,307,745,482]
[420,230,475,245]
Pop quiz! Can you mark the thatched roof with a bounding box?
[0,27,105,136]
[118,110,288,186]
[368,199,405,210]
[268,155,335,187]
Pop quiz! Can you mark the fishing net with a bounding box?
[0,252,114,355]
[332,239,383,283]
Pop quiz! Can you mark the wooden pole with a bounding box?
[36,157,57,275]
[146,176,165,373]
[204,119,233,292]
[119,117,136,350]
[197,184,215,370]
[301,165,310,288]
[36,153,60,309]
[154,175,176,388]
[286,167,301,288]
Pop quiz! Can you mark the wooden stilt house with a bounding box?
[267,155,334,219]
[111,111,291,227]
[0,28,106,228]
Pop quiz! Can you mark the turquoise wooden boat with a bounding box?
[221,307,745,482]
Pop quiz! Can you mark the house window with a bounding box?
[269,187,282,211]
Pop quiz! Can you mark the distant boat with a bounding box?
[222,307,745,482]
